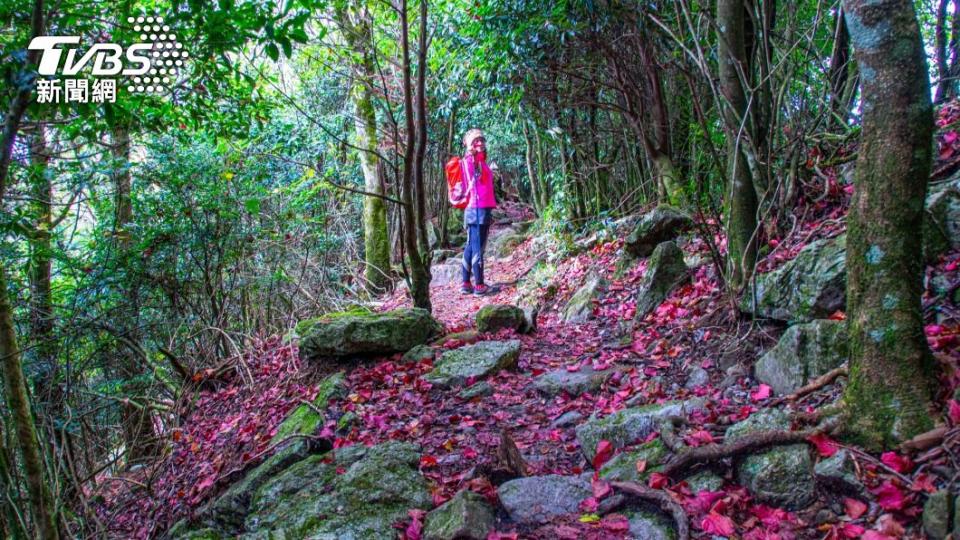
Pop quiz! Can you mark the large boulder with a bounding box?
[624,205,693,258]
[497,475,591,525]
[725,409,816,510]
[740,234,847,322]
[475,304,526,334]
[562,271,608,323]
[423,340,521,388]
[423,489,496,540]
[271,372,346,445]
[575,399,705,461]
[298,308,443,361]
[754,320,848,395]
[244,441,431,539]
[533,366,615,397]
[634,241,690,319]
[924,175,960,261]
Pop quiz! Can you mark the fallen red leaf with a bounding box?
[592,440,614,471]
[880,451,912,474]
[843,497,867,519]
[700,511,736,535]
[872,481,906,511]
[750,384,771,401]
[807,432,839,457]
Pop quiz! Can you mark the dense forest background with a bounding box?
[2,0,960,538]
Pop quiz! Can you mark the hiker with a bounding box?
[460,128,497,296]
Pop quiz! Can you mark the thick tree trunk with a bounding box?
[718,0,759,290]
[841,0,938,450]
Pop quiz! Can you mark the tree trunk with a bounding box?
[334,7,392,293]
[718,0,759,290]
[399,0,431,311]
[110,122,158,464]
[841,0,938,450]
[829,7,853,123]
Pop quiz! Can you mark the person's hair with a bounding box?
[463,128,484,150]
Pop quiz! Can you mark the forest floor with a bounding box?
[99,110,960,539]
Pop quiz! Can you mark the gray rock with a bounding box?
[298,308,443,361]
[402,344,435,364]
[423,489,495,540]
[533,366,614,397]
[684,366,710,389]
[598,439,669,483]
[924,175,960,262]
[625,205,694,258]
[518,302,540,333]
[563,271,608,323]
[635,241,690,319]
[475,304,526,333]
[432,249,458,265]
[684,470,724,493]
[725,409,816,510]
[423,340,521,388]
[624,509,676,540]
[575,399,705,461]
[459,381,494,400]
[550,411,585,428]
[923,490,952,540]
[740,235,847,322]
[431,263,464,287]
[244,441,431,539]
[497,475,591,525]
[754,320,848,395]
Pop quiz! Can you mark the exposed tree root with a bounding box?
[661,417,842,478]
[786,365,848,401]
[609,480,690,540]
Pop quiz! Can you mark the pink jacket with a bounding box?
[462,153,497,209]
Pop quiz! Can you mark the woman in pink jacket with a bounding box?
[460,128,497,295]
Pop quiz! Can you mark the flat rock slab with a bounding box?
[423,340,521,388]
[497,475,591,525]
[576,399,705,461]
[533,366,615,397]
[298,307,443,361]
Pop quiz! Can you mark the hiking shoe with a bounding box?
[460,282,473,294]
[473,284,493,296]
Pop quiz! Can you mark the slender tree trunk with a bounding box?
[399,0,431,311]
[718,0,759,290]
[829,7,853,123]
[413,0,431,260]
[523,121,541,216]
[841,0,938,450]
[110,122,158,464]
[0,0,58,536]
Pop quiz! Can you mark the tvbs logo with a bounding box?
[28,14,188,103]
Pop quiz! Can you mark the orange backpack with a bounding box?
[445,156,469,209]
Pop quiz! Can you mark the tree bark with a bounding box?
[399,0,431,311]
[718,0,759,290]
[841,0,939,450]
[334,7,392,293]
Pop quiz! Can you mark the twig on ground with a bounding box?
[609,480,690,540]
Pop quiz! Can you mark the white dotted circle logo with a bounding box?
[125,12,187,94]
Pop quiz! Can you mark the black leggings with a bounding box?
[461,223,491,285]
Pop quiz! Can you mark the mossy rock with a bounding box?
[562,271,607,324]
[271,372,346,445]
[754,320,848,395]
[922,490,952,540]
[634,241,690,319]
[166,520,223,540]
[423,340,521,388]
[298,307,443,361]
[923,175,960,262]
[598,439,668,483]
[497,475,591,525]
[459,381,494,400]
[725,409,816,510]
[402,344,435,363]
[533,366,615,397]
[740,235,846,322]
[623,508,677,540]
[575,399,704,461]
[244,441,431,539]
[476,304,526,333]
[423,489,496,540]
[624,205,693,258]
